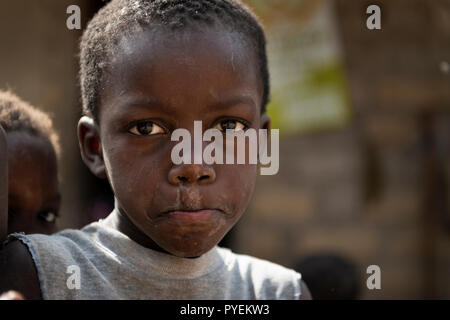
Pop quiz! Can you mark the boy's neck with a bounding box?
[108,201,170,254]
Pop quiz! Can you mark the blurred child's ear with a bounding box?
[78,116,106,179]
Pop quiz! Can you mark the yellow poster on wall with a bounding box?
[245,0,352,135]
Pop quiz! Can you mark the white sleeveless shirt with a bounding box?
[8,210,302,300]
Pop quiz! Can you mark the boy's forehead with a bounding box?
[101,28,262,117]
[115,27,253,63]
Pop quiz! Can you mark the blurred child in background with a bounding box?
[296,253,360,300]
[0,90,61,235]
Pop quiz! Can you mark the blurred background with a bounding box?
[0,0,448,299]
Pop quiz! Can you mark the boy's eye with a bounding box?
[214,119,247,132]
[128,121,165,136]
[38,211,58,223]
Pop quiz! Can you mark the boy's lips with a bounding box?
[150,194,232,222]
[158,200,230,216]
[164,209,222,223]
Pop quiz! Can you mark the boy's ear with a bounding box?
[78,116,106,179]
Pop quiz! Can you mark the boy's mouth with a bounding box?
[150,187,232,223]
[164,209,222,223]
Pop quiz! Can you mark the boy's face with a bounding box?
[7,132,60,235]
[81,28,269,257]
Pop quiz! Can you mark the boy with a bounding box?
[0,0,311,299]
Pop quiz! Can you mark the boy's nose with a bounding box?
[168,164,216,185]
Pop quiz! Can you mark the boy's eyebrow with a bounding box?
[116,94,257,112]
[208,95,257,111]
[116,96,161,110]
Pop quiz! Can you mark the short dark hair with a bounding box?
[0,90,60,156]
[79,0,270,121]
[295,253,360,300]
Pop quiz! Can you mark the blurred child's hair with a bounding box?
[79,0,270,121]
[0,90,60,156]
[295,253,360,300]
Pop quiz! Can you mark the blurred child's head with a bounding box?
[0,91,61,235]
[78,0,270,257]
[296,253,360,300]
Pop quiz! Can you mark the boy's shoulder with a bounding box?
[0,221,122,299]
[5,219,118,267]
[216,247,307,299]
[6,224,103,259]
[218,247,301,279]
[3,227,100,274]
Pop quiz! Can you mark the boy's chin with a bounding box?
[147,212,231,258]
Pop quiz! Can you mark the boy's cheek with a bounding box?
[103,163,161,216]
[217,164,257,208]
[218,163,257,187]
